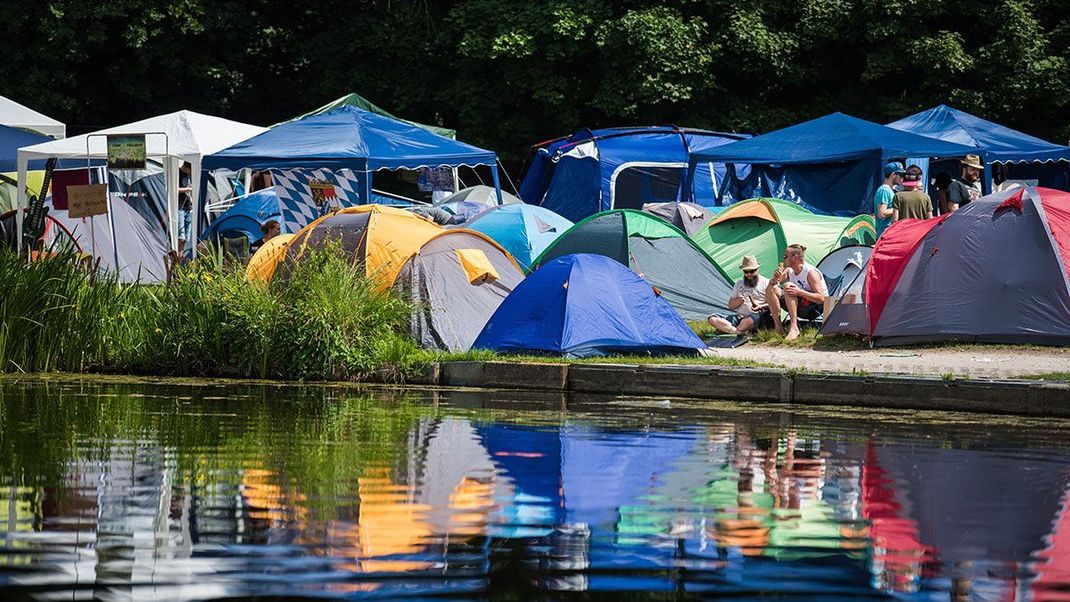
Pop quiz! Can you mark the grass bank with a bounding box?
[0,247,428,381]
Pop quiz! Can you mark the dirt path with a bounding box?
[711,344,1070,380]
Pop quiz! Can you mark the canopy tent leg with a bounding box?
[491,165,503,206]
[190,156,203,260]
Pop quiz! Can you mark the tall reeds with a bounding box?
[0,245,422,381]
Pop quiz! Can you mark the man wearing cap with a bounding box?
[947,154,984,211]
[893,164,933,222]
[707,256,769,336]
[875,162,903,238]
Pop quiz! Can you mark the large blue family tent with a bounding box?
[690,113,982,215]
[519,126,748,222]
[473,253,706,358]
[201,189,281,244]
[887,104,1070,191]
[202,105,502,204]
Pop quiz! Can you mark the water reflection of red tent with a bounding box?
[1030,486,1070,601]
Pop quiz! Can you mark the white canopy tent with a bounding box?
[16,110,265,259]
[0,95,65,138]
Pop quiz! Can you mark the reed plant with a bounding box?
[0,244,422,381]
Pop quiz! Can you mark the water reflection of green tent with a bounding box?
[690,198,876,281]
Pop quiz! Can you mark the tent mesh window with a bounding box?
[613,166,684,210]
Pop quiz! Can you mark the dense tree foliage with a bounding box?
[2,0,1069,168]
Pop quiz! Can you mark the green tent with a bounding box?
[691,198,876,281]
[279,92,457,139]
[531,209,734,320]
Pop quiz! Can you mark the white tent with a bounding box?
[0,95,65,138]
[16,110,265,258]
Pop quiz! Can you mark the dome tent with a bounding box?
[246,233,295,284]
[691,198,875,282]
[815,245,872,299]
[202,189,281,245]
[464,204,573,271]
[278,204,443,289]
[473,254,706,358]
[641,201,719,236]
[531,209,734,320]
[396,230,524,352]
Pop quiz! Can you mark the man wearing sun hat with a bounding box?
[875,161,903,238]
[947,154,984,211]
[707,255,770,336]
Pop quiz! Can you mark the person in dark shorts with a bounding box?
[708,256,770,335]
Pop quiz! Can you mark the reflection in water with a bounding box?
[0,379,1067,600]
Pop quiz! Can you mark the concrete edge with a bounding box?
[418,361,1070,417]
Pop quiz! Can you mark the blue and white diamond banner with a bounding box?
[270,168,365,233]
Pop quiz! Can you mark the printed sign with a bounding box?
[107,134,146,169]
[67,184,109,218]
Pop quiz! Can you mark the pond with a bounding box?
[0,377,1067,600]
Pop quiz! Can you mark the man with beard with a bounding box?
[947,154,984,211]
[708,256,770,335]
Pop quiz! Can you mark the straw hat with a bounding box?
[961,154,984,170]
[740,255,760,271]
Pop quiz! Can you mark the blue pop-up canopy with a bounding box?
[887,105,1070,191]
[0,123,50,172]
[689,113,983,215]
[202,105,502,203]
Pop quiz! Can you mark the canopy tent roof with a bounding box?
[693,112,982,165]
[886,104,1070,164]
[0,124,50,172]
[279,92,457,139]
[203,106,497,172]
[17,110,266,161]
[0,95,65,138]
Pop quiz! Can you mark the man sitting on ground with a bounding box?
[767,244,828,340]
[708,255,769,336]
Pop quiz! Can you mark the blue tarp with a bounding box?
[0,124,50,172]
[519,127,748,222]
[472,253,705,358]
[464,204,573,270]
[690,113,982,215]
[887,104,1070,191]
[201,189,280,244]
[202,106,501,204]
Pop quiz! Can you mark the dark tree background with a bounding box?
[3,0,1069,172]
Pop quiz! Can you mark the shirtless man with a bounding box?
[766,244,828,340]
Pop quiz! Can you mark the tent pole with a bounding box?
[491,164,503,206]
[361,167,372,205]
[684,157,697,204]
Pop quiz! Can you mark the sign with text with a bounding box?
[67,184,109,218]
[106,134,146,169]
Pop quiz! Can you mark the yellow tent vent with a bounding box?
[455,249,498,284]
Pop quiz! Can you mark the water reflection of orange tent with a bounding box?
[241,468,307,526]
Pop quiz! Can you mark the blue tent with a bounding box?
[472,253,705,358]
[689,113,983,216]
[0,124,50,172]
[202,106,502,204]
[519,126,748,222]
[201,189,281,244]
[464,204,573,270]
[887,104,1070,191]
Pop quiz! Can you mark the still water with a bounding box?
[0,377,1068,600]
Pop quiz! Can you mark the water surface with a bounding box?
[0,377,1067,600]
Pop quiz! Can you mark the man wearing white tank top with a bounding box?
[766,244,828,340]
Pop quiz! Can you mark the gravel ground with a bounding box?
[710,344,1070,380]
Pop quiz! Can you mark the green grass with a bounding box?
[1021,372,1070,382]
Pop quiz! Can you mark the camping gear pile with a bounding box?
[6,90,1070,355]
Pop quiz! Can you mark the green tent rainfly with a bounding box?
[531,209,735,320]
[278,92,457,139]
[691,198,876,281]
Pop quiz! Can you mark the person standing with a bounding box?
[177,162,194,256]
[893,165,933,221]
[947,154,984,211]
[875,162,903,238]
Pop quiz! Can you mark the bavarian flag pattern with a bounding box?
[271,168,363,233]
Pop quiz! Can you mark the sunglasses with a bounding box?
[743,269,758,275]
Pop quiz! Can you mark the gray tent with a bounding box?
[815,245,871,298]
[396,230,524,352]
[819,260,869,337]
[640,202,717,236]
